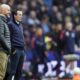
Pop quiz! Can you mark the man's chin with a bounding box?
[6,14,10,18]
[19,20,22,22]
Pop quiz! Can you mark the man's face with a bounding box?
[66,22,73,31]
[4,7,11,17]
[15,11,23,22]
[57,24,62,31]
[36,28,43,36]
[30,11,36,19]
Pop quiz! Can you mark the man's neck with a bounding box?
[15,20,20,24]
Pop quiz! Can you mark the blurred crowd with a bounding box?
[0,0,80,80]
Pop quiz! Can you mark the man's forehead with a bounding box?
[67,22,72,26]
[1,4,10,9]
[17,11,23,14]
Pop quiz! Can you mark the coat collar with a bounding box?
[0,14,7,23]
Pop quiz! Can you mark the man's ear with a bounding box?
[14,15,16,18]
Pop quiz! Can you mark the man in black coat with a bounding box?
[7,8,24,80]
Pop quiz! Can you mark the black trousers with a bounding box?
[4,49,24,80]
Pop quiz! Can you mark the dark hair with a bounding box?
[11,8,22,21]
[12,8,22,16]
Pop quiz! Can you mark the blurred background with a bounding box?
[0,0,80,80]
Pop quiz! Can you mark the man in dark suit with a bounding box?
[7,8,24,80]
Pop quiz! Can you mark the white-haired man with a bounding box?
[0,4,11,80]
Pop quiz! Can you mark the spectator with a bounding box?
[31,27,47,78]
[63,21,76,77]
[38,4,49,20]
[41,15,50,34]
[43,0,53,8]
[27,10,40,26]
[75,24,80,47]
[50,6,58,23]
[29,0,37,11]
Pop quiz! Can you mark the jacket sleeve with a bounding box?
[8,23,15,52]
[0,23,11,53]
